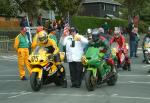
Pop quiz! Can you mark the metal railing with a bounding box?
[0,36,15,52]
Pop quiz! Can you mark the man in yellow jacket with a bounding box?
[33,30,59,63]
[14,27,32,80]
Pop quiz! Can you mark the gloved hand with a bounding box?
[118,48,124,51]
[48,54,54,60]
[103,54,109,60]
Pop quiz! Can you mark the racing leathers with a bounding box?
[110,34,130,68]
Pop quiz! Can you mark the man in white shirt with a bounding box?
[60,27,88,88]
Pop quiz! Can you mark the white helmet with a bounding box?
[99,28,104,33]
[87,28,92,34]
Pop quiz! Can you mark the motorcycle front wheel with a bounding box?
[85,71,96,91]
[30,72,42,91]
[145,52,150,64]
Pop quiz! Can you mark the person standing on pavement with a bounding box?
[102,22,110,34]
[129,27,139,58]
[60,27,88,88]
[134,28,140,57]
[14,27,32,80]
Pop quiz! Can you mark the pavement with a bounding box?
[0,48,150,103]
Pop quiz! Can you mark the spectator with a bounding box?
[49,29,58,45]
[37,14,42,26]
[60,17,65,29]
[29,18,33,27]
[129,27,139,58]
[60,27,88,88]
[14,27,32,80]
[20,16,28,27]
[102,22,110,34]
[135,28,140,57]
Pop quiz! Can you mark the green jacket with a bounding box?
[14,33,29,50]
[49,34,58,45]
[88,39,110,56]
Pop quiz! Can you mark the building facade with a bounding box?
[80,0,121,18]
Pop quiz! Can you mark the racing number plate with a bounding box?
[31,56,39,62]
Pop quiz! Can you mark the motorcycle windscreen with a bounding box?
[85,47,100,67]
[32,46,48,55]
[144,38,150,48]
[29,46,48,66]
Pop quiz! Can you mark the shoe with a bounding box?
[75,85,80,88]
[130,56,133,58]
[21,76,27,80]
[70,84,76,88]
[142,60,146,63]
[128,65,131,71]
[62,80,67,88]
[128,68,131,71]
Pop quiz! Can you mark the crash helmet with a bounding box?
[91,28,100,42]
[87,28,92,34]
[70,27,77,33]
[114,27,121,38]
[38,30,48,44]
[99,27,104,33]
[36,26,43,33]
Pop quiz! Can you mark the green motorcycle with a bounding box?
[82,47,118,91]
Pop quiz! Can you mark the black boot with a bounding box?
[57,65,67,88]
[62,79,67,88]
[128,64,131,71]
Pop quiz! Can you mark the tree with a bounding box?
[0,0,19,16]
[0,0,82,18]
[54,0,82,16]
[14,0,41,18]
[115,0,150,23]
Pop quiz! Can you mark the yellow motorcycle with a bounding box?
[28,46,67,91]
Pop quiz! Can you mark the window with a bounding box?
[101,3,106,11]
[113,5,116,12]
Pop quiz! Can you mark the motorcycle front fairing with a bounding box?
[29,46,54,79]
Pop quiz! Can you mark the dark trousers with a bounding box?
[143,50,146,60]
[130,41,136,57]
[135,42,138,56]
[69,62,83,86]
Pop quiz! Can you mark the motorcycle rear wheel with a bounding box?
[85,71,96,91]
[107,72,118,86]
[30,72,42,91]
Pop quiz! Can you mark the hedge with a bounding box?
[71,16,149,34]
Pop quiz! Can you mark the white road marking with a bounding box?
[1,55,17,59]
[0,55,17,61]
[0,78,150,84]
[0,92,19,95]
[0,75,18,77]
[42,93,105,97]
[111,94,150,100]
[143,65,150,68]
[0,80,21,82]
[118,74,150,77]
[8,91,32,99]
[37,93,150,100]
[0,59,17,61]
[0,70,16,73]
[118,81,150,84]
